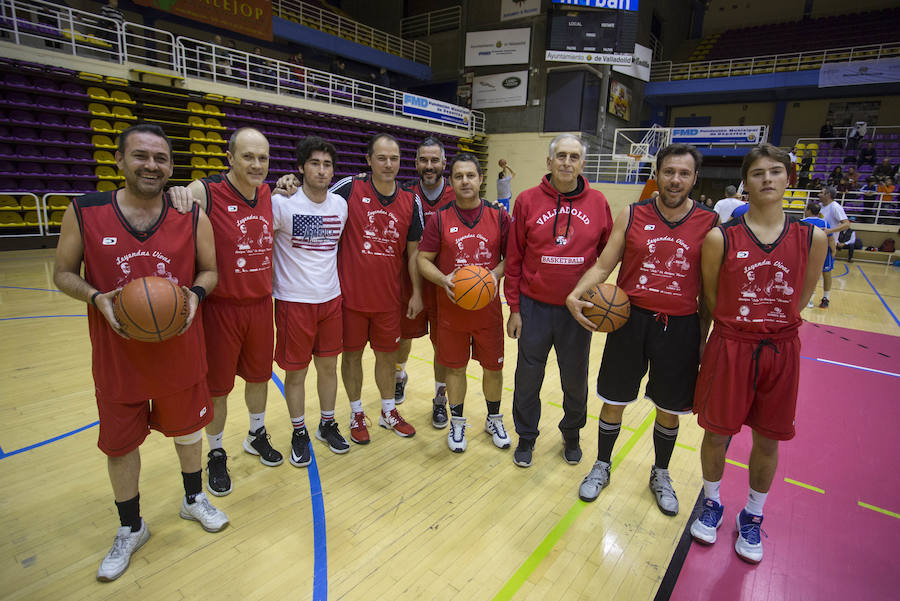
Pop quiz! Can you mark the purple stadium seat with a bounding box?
[70,165,93,177]
[20,178,46,193]
[0,177,17,190]
[44,147,67,159]
[12,127,38,141]
[39,113,64,127]
[69,148,92,161]
[34,96,60,109]
[66,132,91,145]
[60,83,85,96]
[65,116,89,129]
[41,130,65,143]
[19,162,43,175]
[6,92,32,108]
[0,142,11,156]
[15,144,40,157]
[0,160,14,174]
[4,73,30,89]
[32,77,60,92]
[45,164,69,176]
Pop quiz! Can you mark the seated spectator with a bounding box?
[99,0,124,53]
[226,40,243,80]
[873,157,895,179]
[878,177,896,196]
[859,177,879,223]
[819,119,834,141]
[846,121,867,150]
[858,142,877,168]
[837,177,851,193]
[808,177,822,192]
[828,166,843,186]
[290,52,305,82]
[836,229,862,262]
[213,35,229,78]
[250,46,275,85]
[372,67,391,87]
[330,58,348,92]
[846,166,859,189]
[798,155,813,189]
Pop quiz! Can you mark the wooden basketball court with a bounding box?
[1,248,898,601]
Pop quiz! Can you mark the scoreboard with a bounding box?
[547,7,638,55]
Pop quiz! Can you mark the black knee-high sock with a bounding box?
[450,404,464,417]
[115,494,142,532]
[653,422,679,470]
[597,418,621,463]
[486,400,500,415]
[182,471,202,503]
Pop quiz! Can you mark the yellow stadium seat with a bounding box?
[205,118,223,129]
[20,196,37,209]
[79,72,104,82]
[91,119,115,132]
[88,103,114,117]
[47,195,70,209]
[191,170,207,180]
[206,132,223,142]
[204,93,224,102]
[207,157,224,168]
[105,76,128,86]
[49,210,65,226]
[23,210,40,226]
[224,96,241,104]
[96,165,122,179]
[113,121,131,132]
[189,129,207,141]
[94,150,116,164]
[187,101,205,113]
[110,90,135,104]
[807,143,818,150]
[0,195,19,209]
[191,156,209,168]
[112,106,136,120]
[188,115,206,127]
[87,87,110,101]
[190,142,207,155]
[204,104,225,116]
[0,212,25,227]
[206,144,224,156]
[96,180,117,192]
[92,134,116,148]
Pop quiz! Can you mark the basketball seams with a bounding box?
[141,277,163,342]
[452,265,496,311]
[114,277,187,342]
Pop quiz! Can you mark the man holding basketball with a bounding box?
[417,153,512,452]
[395,137,455,428]
[173,127,280,497]
[505,134,613,467]
[567,143,718,516]
[54,124,228,582]
[691,144,826,563]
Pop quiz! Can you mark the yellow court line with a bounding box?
[725,458,749,469]
[858,501,900,520]
[784,478,825,494]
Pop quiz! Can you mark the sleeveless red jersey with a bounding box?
[433,200,504,330]
[337,175,421,312]
[713,216,813,334]
[72,191,207,401]
[400,179,455,310]
[617,199,718,316]
[201,173,273,302]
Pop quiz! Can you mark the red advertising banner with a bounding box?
[136,0,273,42]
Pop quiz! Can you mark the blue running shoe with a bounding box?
[690,498,724,544]
[735,509,765,563]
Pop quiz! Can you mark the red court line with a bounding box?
[670,324,900,601]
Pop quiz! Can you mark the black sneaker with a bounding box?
[206,448,232,497]
[316,420,350,454]
[432,400,448,429]
[290,427,311,467]
[819,297,830,308]
[394,372,408,404]
[513,438,534,467]
[563,436,582,465]
[242,426,284,466]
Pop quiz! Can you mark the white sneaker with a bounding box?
[806,300,814,308]
[485,413,511,449]
[447,416,467,453]
[649,466,679,516]
[179,492,230,532]
[97,520,150,582]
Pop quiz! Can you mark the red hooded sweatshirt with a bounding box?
[504,174,612,312]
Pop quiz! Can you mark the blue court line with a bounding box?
[0,314,86,321]
[270,371,328,601]
[857,264,900,329]
[800,355,900,378]
[834,263,849,278]
[0,421,99,460]
[0,285,62,292]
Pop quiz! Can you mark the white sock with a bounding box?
[207,431,224,450]
[249,412,265,433]
[291,415,305,430]
[350,400,363,414]
[381,398,395,413]
[321,410,335,423]
[435,381,447,396]
[396,363,407,379]
[823,290,831,299]
[745,487,768,515]
[703,478,721,503]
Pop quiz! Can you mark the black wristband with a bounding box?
[90,291,101,307]
[189,285,207,302]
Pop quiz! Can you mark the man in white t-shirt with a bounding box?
[713,185,744,222]
[272,136,349,467]
[496,159,515,211]
[817,186,850,308]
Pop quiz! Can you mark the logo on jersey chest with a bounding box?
[644,224,655,231]
[102,236,117,245]
[227,205,238,212]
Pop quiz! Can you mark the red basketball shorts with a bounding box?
[203,296,274,396]
[275,297,343,371]
[435,320,504,371]
[342,305,401,353]
[96,379,212,457]
[400,282,438,342]
[693,325,801,441]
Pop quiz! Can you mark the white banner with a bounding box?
[472,70,529,109]
[552,0,639,9]
[671,126,764,145]
[501,0,540,21]
[612,43,652,82]
[818,58,900,88]
[545,50,633,65]
[465,28,531,66]
[402,93,471,127]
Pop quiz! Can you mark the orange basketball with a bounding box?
[452,265,496,311]
[113,276,189,342]
[580,283,630,332]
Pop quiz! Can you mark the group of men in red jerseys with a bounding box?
[55,121,822,581]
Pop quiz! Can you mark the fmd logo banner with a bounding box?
[551,0,639,10]
[402,94,471,126]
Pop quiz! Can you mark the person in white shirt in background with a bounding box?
[496,159,515,211]
[713,185,745,222]
[816,186,851,309]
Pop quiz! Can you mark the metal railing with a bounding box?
[401,6,462,38]
[584,154,654,184]
[651,42,900,82]
[273,0,431,65]
[784,189,899,226]
[176,39,484,135]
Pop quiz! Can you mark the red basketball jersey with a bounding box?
[433,200,504,330]
[400,179,455,309]
[617,199,718,316]
[73,191,207,401]
[337,175,421,312]
[201,173,273,301]
[713,216,814,334]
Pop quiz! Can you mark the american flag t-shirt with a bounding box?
[292,213,342,251]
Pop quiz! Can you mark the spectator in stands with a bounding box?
[226,40,243,80]
[290,52,305,81]
[99,0,124,54]
[819,119,834,142]
[878,177,896,196]
[873,158,895,180]
[372,67,391,88]
[250,47,275,86]
[828,165,843,187]
[213,35,229,79]
[818,186,851,308]
[860,176,879,223]
[788,147,798,188]
[808,178,822,192]
[713,185,744,222]
[798,155,813,189]
[857,142,877,168]
[330,58,348,92]
[846,166,860,189]
[846,121,867,151]
[836,229,862,262]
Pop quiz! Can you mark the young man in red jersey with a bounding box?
[395,138,455,427]
[567,144,718,515]
[54,124,228,582]
[505,134,613,467]
[272,136,349,467]
[172,127,281,497]
[417,153,512,452]
[690,143,826,564]
[330,133,424,442]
